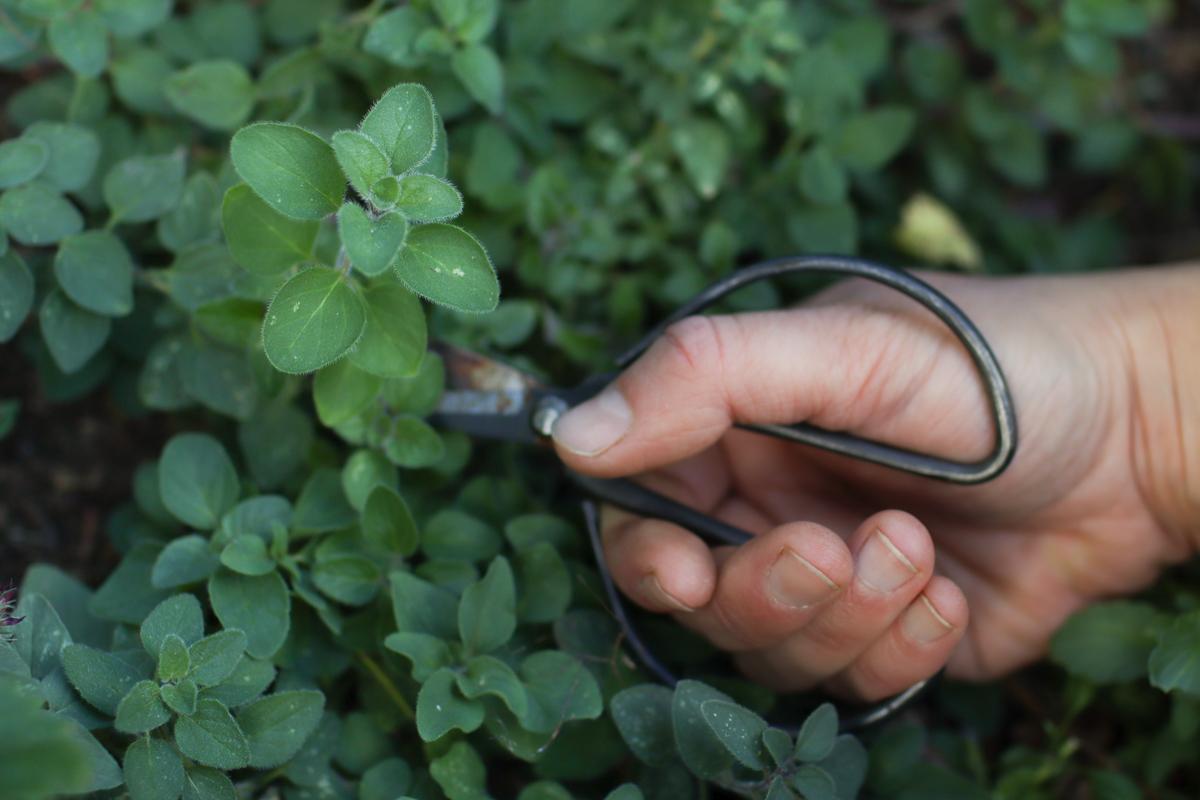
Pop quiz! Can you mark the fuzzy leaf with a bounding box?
[230,123,344,220]
[158,634,192,682]
[314,358,381,426]
[62,643,143,716]
[518,650,603,734]
[394,223,498,312]
[394,174,463,222]
[237,690,325,768]
[451,44,504,114]
[337,203,408,277]
[0,138,47,189]
[208,570,290,659]
[794,702,838,762]
[219,536,276,577]
[332,130,391,201]
[165,60,255,130]
[417,667,485,741]
[174,698,250,769]
[610,684,676,766]
[152,536,220,590]
[123,736,185,800]
[363,485,419,555]
[349,282,426,378]
[0,181,83,245]
[188,630,248,687]
[39,289,110,373]
[262,267,366,374]
[54,230,135,317]
[158,433,240,530]
[360,83,437,174]
[701,699,768,769]
[115,679,171,734]
[182,765,236,800]
[161,679,198,716]
[24,122,101,192]
[104,151,186,224]
[458,556,516,654]
[141,594,205,656]
[383,632,453,682]
[1149,610,1200,695]
[221,183,318,275]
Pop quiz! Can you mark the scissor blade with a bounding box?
[430,341,546,443]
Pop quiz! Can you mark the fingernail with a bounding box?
[640,574,695,612]
[767,549,839,610]
[552,387,632,457]
[902,595,954,643]
[856,530,918,593]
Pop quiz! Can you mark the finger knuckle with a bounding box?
[660,316,723,376]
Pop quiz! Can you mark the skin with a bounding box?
[551,264,1200,701]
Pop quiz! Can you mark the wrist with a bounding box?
[1111,263,1200,557]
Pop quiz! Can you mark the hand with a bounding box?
[551,266,1200,701]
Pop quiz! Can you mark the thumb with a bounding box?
[550,305,989,478]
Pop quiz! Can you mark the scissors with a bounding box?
[430,255,1018,731]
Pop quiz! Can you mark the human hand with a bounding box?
[551,266,1200,700]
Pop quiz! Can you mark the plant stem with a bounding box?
[357,651,415,721]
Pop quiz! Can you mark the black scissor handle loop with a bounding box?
[614,255,1017,484]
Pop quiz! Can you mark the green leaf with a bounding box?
[158,433,240,529]
[220,536,276,577]
[0,250,33,343]
[794,702,838,762]
[162,679,198,716]
[700,699,768,769]
[11,592,72,679]
[48,9,109,77]
[314,358,381,426]
[382,416,445,468]
[360,758,414,800]
[604,786,644,800]
[671,680,736,780]
[1149,610,1200,695]
[123,736,185,800]
[430,740,487,800]
[390,572,459,638]
[175,698,251,769]
[263,267,366,374]
[332,130,391,202]
[1050,601,1162,684]
[364,7,430,67]
[0,137,48,189]
[338,203,408,277]
[456,654,528,717]
[152,536,220,590]
[518,650,603,733]
[360,83,437,174]
[221,183,318,275]
[116,679,172,734]
[790,765,837,800]
[165,60,255,130]
[394,174,463,222]
[199,656,274,708]
[182,765,236,800]
[362,486,419,556]
[158,634,192,681]
[53,230,135,317]
[417,667,485,741]
[62,643,143,715]
[208,570,290,659]
[238,403,314,489]
[799,145,848,205]
[423,509,501,562]
[313,551,381,606]
[611,685,676,766]
[451,44,504,114]
[817,735,867,800]
[0,181,83,245]
[141,594,205,656]
[458,556,516,654]
[237,690,325,768]
[671,120,729,199]
[341,448,398,511]
[384,632,453,681]
[39,289,110,373]
[179,342,260,420]
[96,0,172,37]
[111,47,174,114]
[230,123,345,220]
[159,172,220,253]
[104,151,187,224]
[25,121,101,192]
[88,542,172,625]
[515,542,571,624]
[293,468,356,534]
[349,282,426,378]
[188,630,248,687]
[833,106,916,172]
[394,223,499,312]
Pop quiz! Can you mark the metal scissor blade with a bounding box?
[429,341,548,444]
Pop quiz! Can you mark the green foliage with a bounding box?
[0,0,1197,798]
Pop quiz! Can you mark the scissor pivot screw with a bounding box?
[531,396,570,438]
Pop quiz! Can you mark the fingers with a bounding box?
[826,577,967,701]
[551,304,989,479]
[734,511,935,687]
[600,506,717,613]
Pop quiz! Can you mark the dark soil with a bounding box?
[0,347,170,588]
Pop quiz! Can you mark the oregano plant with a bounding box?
[1,1,1198,799]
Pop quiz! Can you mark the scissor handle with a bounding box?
[566,255,1018,730]
[614,255,1017,484]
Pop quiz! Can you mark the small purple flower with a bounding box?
[0,586,23,642]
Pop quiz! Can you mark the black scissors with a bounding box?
[430,255,1017,731]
